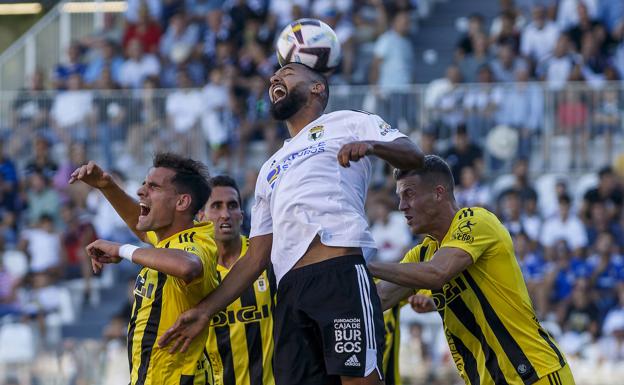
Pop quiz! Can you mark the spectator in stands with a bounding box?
[457,32,491,83]
[521,5,560,64]
[583,166,624,222]
[165,70,203,158]
[52,141,90,206]
[456,13,485,57]
[119,39,160,89]
[566,2,601,52]
[159,11,200,64]
[597,0,624,40]
[556,88,589,168]
[497,68,544,157]
[588,232,623,311]
[502,157,539,203]
[0,236,21,317]
[369,196,412,263]
[24,135,58,181]
[455,164,491,208]
[462,65,502,138]
[558,279,601,356]
[557,0,598,31]
[514,232,546,315]
[19,214,62,276]
[11,70,52,137]
[370,9,414,89]
[0,139,19,215]
[84,39,123,86]
[490,41,528,82]
[580,32,609,87]
[53,42,86,90]
[544,240,591,306]
[124,0,162,24]
[428,65,465,131]
[199,8,232,65]
[600,285,624,359]
[23,171,61,227]
[60,202,96,301]
[122,3,162,54]
[500,189,541,241]
[490,9,522,53]
[443,124,484,184]
[542,193,589,258]
[200,67,231,166]
[592,89,621,164]
[50,74,94,143]
[537,34,578,90]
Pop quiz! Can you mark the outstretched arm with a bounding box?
[86,239,203,283]
[69,161,146,242]
[376,280,413,311]
[369,247,473,290]
[338,137,424,170]
[158,233,273,353]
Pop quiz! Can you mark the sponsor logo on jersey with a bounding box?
[308,125,324,141]
[256,276,267,292]
[344,354,361,367]
[210,304,271,326]
[333,318,362,354]
[266,142,326,189]
[452,219,476,243]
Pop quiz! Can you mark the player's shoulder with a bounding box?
[328,109,382,121]
[170,222,217,256]
[454,207,503,233]
[401,236,437,263]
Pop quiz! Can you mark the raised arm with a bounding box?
[338,136,424,170]
[158,233,273,353]
[369,247,473,290]
[86,239,202,283]
[69,161,146,242]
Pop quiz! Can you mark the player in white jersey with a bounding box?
[159,62,424,385]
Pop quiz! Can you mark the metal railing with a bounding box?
[0,0,125,91]
[0,81,622,178]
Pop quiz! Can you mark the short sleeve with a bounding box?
[353,113,406,143]
[249,178,273,238]
[400,245,422,264]
[441,210,498,263]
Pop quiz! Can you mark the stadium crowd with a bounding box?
[0,0,623,384]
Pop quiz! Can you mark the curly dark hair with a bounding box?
[153,152,211,216]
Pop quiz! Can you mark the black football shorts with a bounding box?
[273,255,385,385]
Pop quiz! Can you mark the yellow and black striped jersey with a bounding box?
[131,222,219,385]
[383,304,402,385]
[206,235,276,385]
[401,207,567,385]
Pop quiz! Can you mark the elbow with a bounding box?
[428,269,451,291]
[180,258,203,284]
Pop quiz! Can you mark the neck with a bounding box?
[430,202,460,242]
[285,105,323,137]
[154,218,194,242]
[216,236,242,268]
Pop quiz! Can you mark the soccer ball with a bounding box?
[276,18,341,73]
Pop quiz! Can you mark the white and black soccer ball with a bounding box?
[276,18,341,73]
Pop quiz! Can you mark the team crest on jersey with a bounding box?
[378,120,396,136]
[267,165,281,188]
[184,245,199,254]
[308,125,324,141]
[256,276,267,292]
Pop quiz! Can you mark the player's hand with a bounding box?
[68,161,113,189]
[86,239,123,273]
[409,294,436,313]
[158,307,210,353]
[337,141,374,167]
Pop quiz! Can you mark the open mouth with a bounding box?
[139,202,151,217]
[270,84,287,103]
[219,223,233,231]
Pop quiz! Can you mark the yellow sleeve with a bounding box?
[442,210,498,263]
[169,241,210,290]
[145,231,158,246]
[399,245,421,264]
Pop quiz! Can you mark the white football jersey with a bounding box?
[249,110,407,283]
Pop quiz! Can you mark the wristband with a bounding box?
[119,244,139,262]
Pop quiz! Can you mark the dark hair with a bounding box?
[311,70,329,110]
[210,175,242,206]
[598,166,613,178]
[394,155,455,193]
[558,193,571,205]
[153,153,211,216]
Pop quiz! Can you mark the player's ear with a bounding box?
[434,185,446,201]
[311,80,325,96]
[176,193,192,212]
